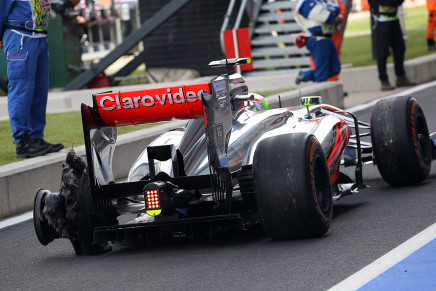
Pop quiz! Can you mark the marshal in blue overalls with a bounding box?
[294,0,342,83]
[1,0,63,158]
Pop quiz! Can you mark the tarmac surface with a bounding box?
[1,81,436,290]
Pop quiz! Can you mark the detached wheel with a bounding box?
[371,96,431,186]
[253,133,333,240]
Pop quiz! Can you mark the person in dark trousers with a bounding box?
[0,0,66,159]
[369,0,415,91]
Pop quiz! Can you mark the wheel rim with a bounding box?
[314,154,330,214]
[415,113,431,163]
[33,189,59,245]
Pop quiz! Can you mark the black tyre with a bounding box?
[69,171,112,256]
[33,189,60,245]
[60,150,112,255]
[253,133,333,240]
[371,96,431,186]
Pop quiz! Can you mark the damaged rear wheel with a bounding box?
[69,170,112,256]
[34,189,60,245]
[33,150,113,255]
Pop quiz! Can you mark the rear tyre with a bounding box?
[33,189,60,245]
[253,133,333,240]
[371,96,431,186]
[69,171,112,256]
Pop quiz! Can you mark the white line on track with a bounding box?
[0,211,33,230]
[327,223,436,291]
[346,80,436,113]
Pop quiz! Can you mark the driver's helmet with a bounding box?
[250,93,269,111]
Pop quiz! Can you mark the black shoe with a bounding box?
[381,80,395,91]
[32,138,64,153]
[427,39,436,50]
[16,136,51,159]
[295,70,305,85]
[396,76,415,87]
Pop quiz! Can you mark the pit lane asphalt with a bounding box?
[1,83,436,290]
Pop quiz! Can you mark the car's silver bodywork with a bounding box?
[127,72,350,192]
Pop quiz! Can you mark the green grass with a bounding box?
[0,112,159,166]
[341,5,435,67]
[344,5,428,34]
[341,29,435,67]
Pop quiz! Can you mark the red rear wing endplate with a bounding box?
[92,83,210,127]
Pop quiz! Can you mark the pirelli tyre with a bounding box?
[371,96,431,186]
[33,189,60,245]
[253,133,333,240]
[69,170,112,256]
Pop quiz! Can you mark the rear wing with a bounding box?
[80,58,250,213]
[80,83,211,193]
[84,83,210,128]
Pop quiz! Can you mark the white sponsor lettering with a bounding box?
[172,88,185,104]
[99,88,202,111]
[142,95,155,107]
[100,96,116,111]
[122,97,134,109]
[186,91,197,102]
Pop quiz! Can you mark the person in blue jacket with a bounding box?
[0,0,64,158]
[294,0,343,84]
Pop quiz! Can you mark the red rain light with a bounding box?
[146,189,160,209]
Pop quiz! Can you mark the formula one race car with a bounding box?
[33,58,436,255]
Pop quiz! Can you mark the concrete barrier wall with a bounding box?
[267,82,344,109]
[0,82,342,219]
[340,54,436,93]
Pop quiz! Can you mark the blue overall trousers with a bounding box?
[1,0,51,144]
[3,30,49,143]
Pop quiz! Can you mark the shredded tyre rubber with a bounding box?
[42,149,87,241]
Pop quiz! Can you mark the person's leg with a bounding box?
[29,37,49,140]
[390,21,406,77]
[4,31,35,143]
[427,12,436,50]
[374,23,390,83]
[374,22,394,90]
[296,38,317,83]
[4,32,50,158]
[311,39,331,82]
[389,20,415,86]
[29,37,64,153]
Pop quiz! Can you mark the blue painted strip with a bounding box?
[328,223,436,290]
[359,239,436,291]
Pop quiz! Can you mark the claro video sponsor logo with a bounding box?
[99,88,203,111]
